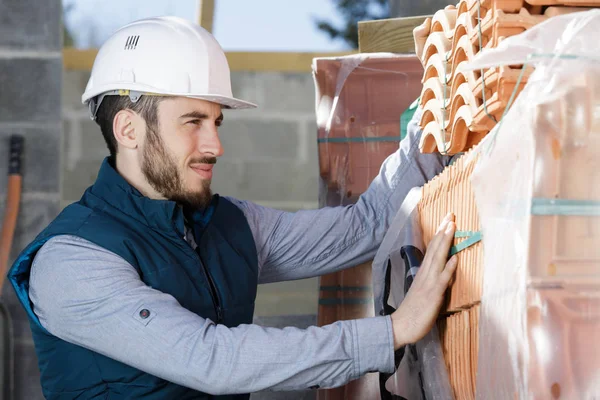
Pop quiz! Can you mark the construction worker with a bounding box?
[7,16,456,399]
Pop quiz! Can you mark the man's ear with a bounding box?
[113,109,141,151]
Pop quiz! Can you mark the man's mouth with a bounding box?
[190,164,214,179]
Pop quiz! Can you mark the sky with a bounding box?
[63,0,350,51]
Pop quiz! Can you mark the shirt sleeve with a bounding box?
[227,107,451,283]
[29,235,396,395]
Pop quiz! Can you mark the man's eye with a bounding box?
[216,120,223,127]
[187,120,201,125]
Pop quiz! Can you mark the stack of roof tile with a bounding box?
[419,152,482,312]
[419,150,482,399]
[438,305,480,400]
[417,0,597,154]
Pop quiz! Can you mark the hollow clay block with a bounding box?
[527,288,600,399]
[419,77,450,108]
[528,72,600,283]
[431,8,459,39]
[467,0,525,16]
[471,8,547,49]
[423,52,453,84]
[526,0,600,6]
[422,32,453,66]
[473,65,532,104]
[470,92,506,132]
[544,5,594,16]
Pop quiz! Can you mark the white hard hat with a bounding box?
[82,16,257,119]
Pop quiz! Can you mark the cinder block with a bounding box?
[0,0,61,51]
[14,342,44,400]
[0,126,61,193]
[0,198,61,264]
[62,118,108,201]
[62,70,92,111]
[0,281,32,341]
[210,160,244,198]
[255,72,316,114]
[219,119,300,161]
[0,197,59,364]
[230,71,262,106]
[0,58,62,123]
[237,160,318,203]
[62,158,103,202]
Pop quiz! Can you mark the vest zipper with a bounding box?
[179,221,224,324]
[200,260,223,324]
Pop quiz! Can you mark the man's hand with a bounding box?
[391,213,458,349]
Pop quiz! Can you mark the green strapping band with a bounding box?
[531,198,600,216]
[450,231,483,256]
[317,136,401,143]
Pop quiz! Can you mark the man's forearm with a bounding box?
[29,235,396,394]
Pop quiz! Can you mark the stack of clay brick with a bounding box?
[417,0,599,155]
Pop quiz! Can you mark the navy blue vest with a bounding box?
[7,158,259,399]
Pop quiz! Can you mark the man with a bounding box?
[8,16,456,399]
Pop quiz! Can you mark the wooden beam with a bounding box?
[63,48,354,73]
[198,0,216,32]
[358,15,431,54]
[63,48,98,71]
[224,51,354,72]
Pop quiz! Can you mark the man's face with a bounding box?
[140,97,224,210]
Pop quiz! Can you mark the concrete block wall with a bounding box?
[62,69,321,319]
[0,0,63,399]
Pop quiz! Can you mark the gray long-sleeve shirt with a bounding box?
[29,108,449,395]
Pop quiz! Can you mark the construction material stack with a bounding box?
[417,0,596,155]
[312,54,423,399]
[416,4,600,399]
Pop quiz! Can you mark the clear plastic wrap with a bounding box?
[372,188,454,400]
[312,53,424,399]
[461,10,600,399]
[313,53,423,206]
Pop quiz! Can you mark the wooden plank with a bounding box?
[198,0,215,33]
[224,51,354,72]
[63,48,354,72]
[358,15,431,54]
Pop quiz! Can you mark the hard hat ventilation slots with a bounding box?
[124,36,140,50]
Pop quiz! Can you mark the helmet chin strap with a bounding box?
[88,90,143,121]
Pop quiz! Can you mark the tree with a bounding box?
[314,0,389,49]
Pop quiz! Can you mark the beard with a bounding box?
[141,126,215,210]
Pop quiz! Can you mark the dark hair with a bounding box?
[94,95,163,158]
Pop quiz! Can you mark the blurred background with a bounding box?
[0,0,453,398]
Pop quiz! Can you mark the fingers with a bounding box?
[418,213,456,280]
[438,255,458,289]
[429,217,456,274]
[427,213,455,256]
